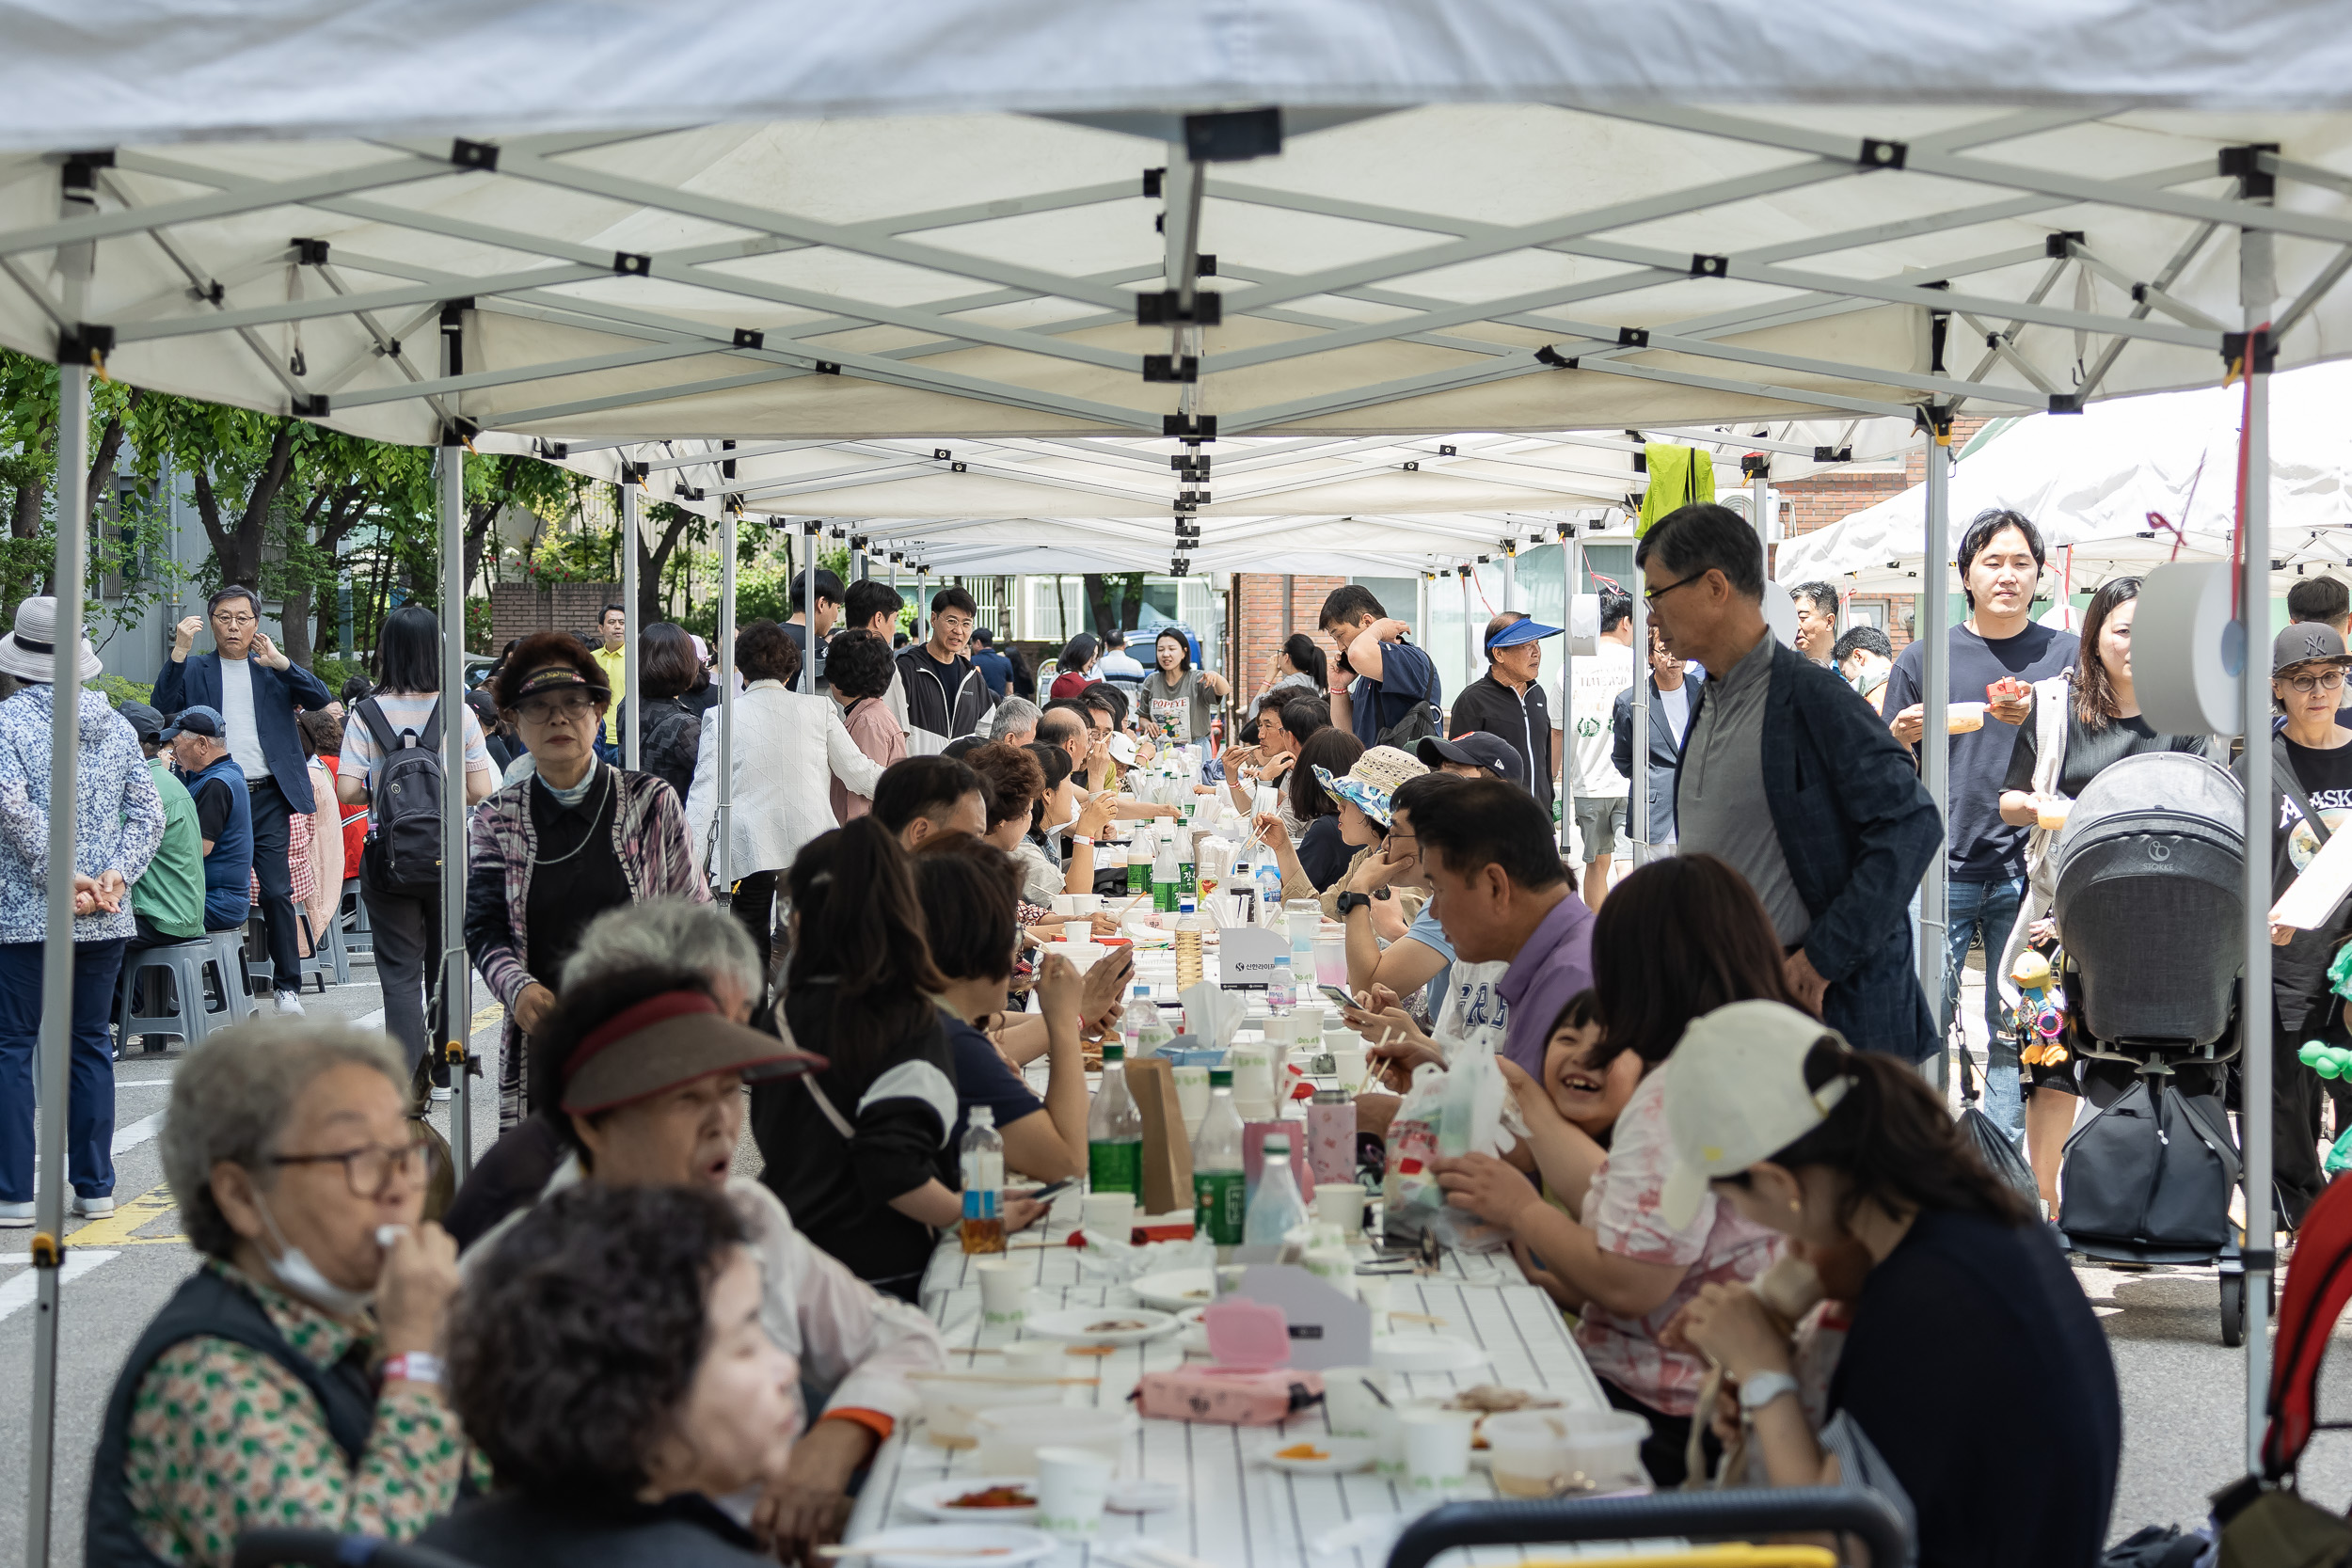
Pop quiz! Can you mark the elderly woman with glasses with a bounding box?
[468,631,706,1131]
[88,1020,461,1568]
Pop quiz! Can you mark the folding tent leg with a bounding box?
[437,441,472,1179]
[24,335,90,1568]
[803,520,818,696]
[716,502,738,897]
[1629,577,1651,870]
[1917,414,1953,1089]
[1559,533,1576,857]
[621,471,641,772]
[2239,288,2277,1476]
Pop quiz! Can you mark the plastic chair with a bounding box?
[311,902,351,986]
[342,877,373,956]
[248,912,334,995]
[1383,1487,1908,1568]
[115,930,255,1053]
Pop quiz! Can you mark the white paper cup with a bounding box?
[1080,1192,1136,1241]
[977,1259,1030,1327]
[1035,1446,1115,1538]
[1314,1181,1365,1239]
[1402,1409,1473,1495]
[1327,1048,1367,1087]
[1173,1064,1211,1127]
[1321,1365,1391,1438]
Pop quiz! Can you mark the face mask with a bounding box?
[251,1186,375,1318]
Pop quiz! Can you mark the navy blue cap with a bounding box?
[1486,618,1562,650]
[1418,731,1528,785]
[159,704,227,742]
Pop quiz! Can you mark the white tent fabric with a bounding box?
[9,103,2352,449]
[3,0,2349,147]
[1776,361,2352,594]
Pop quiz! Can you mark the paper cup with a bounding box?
[2037,798,2073,832]
[1314,1181,1365,1239]
[1322,1366,1391,1438]
[1035,1447,1114,1538]
[977,1259,1030,1327]
[1172,1064,1211,1127]
[1327,1048,1367,1088]
[1402,1409,1473,1495]
[1080,1192,1136,1242]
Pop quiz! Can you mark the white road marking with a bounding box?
[0,1249,120,1322]
[112,1112,165,1156]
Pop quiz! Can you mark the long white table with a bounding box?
[844,1190,1611,1568]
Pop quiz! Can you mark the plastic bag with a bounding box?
[1438,1037,1519,1159]
[1383,1060,1515,1255]
[1074,1229,1215,1285]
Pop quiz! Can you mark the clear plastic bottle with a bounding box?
[1254,855,1284,926]
[959,1105,1006,1255]
[1127,829,1153,900]
[1267,959,1295,1014]
[1174,897,1205,992]
[1152,835,1180,914]
[1192,1069,1247,1250]
[1176,825,1198,901]
[1244,1132,1311,1247]
[1130,985,1173,1056]
[1087,1043,1143,1195]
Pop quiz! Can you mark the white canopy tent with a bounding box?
[1778,359,2352,597]
[6,9,2350,1544]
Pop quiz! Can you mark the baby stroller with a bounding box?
[2048,752,2251,1342]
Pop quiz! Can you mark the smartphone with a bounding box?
[1024,1178,1077,1206]
[1318,984,1358,1009]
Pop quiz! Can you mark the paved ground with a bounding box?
[1,958,2346,1562]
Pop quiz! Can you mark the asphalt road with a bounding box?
[1,963,2346,1563]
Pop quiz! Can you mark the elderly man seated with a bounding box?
[92,1020,463,1565]
[462,960,946,1564]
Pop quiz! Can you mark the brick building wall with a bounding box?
[490,582,622,654]
[1231,573,1347,704]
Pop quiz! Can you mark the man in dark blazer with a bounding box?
[1609,626,1704,847]
[1637,504,1943,1061]
[152,586,334,1014]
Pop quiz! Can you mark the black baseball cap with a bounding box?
[1417,731,1527,784]
[2274,621,2352,673]
[159,705,227,742]
[117,701,165,745]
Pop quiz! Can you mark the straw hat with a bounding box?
[0,597,102,684]
[1314,744,1427,828]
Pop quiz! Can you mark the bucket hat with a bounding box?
[0,596,102,684]
[1313,744,1427,828]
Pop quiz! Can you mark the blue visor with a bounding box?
[1486,619,1562,650]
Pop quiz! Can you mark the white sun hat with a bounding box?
[0,596,103,684]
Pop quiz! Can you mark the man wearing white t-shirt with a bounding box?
[152,586,336,1015]
[1567,589,1636,907]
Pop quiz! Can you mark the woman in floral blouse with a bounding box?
[89,1019,462,1566]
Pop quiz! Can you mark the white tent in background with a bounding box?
[8,8,2352,1530]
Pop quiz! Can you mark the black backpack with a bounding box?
[357,697,446,897]
[2060,1077,2240,1255]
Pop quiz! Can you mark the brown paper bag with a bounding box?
[1125,1055,1195,1217]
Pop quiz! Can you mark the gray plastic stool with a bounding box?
[116,930,255,1052]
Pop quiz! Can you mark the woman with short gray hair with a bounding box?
[88,1021,462,1568]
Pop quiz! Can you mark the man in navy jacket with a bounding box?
[1639,505,1942,1060]
[152,586,334,1014]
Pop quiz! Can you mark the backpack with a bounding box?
[357,697,446,897]
[1375,697,1441,751]
[2059,1077,2240,1255]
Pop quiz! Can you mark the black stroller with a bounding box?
[2049,752,2251,1342]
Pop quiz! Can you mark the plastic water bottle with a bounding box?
[1177,826,1198,901]
[1131,985,1173,1056]
[959,1105,1006,1255]
[1245,1132,1310,1247]
[1254,856,1284,926]
[1152,835,1180,914]
[1192,1069,1246,1250]
[1267,960,1295,1014]
[1174,897,1206,992]
[1087,1044,1143,1195]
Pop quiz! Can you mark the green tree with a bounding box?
[0,350,178,636]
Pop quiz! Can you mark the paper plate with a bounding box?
[1370,1334,1492,1375]
[898,1476,1041,1525]
[849,1523,1057,1567]
[1266,1436,1377,1474]
[1131,1268,1216,1312]
[1022,1306,1180,1345]
[1105,1477,1186,1513]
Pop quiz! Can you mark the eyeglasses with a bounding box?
[2285,669,2349,694]
[1644,571,1709,605]
[270,1137,444,1200]
[516,691,601,723]
[212,612,258,627]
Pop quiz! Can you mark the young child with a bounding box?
[1504,990,1644,1307]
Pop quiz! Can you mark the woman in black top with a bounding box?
[1994,576,2210,1201]
[754,818,960,1301]
[629,622,707,800]
[1674,1013,2121,1568]
[427,1183,784,1568]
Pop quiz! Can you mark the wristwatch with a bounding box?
[1738,1370,1799,1417]
[1335,892,1375,915]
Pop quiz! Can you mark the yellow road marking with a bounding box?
[68,1184,182,1248]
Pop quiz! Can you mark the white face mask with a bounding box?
[251,1187,375,1318]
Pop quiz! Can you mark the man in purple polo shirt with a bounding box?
[1412,779,1594,1077]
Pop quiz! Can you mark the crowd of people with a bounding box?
[13,500,2272,1568]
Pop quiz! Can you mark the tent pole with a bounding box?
[803,520,818,695]
[717,501,738,900]
[1629,558,1651,871]
[1460,565,1474,704]
[1752,469,1771,587]
[1503,543,1516,610]
[24,325,91,1568]
[2240,274,2277,1476]
[621,468,641,772]
[1559,528,1576,856]
[437,439,471,1180]
[1918,410,1953,1079]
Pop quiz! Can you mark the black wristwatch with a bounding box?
[1336,892,1375,915]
